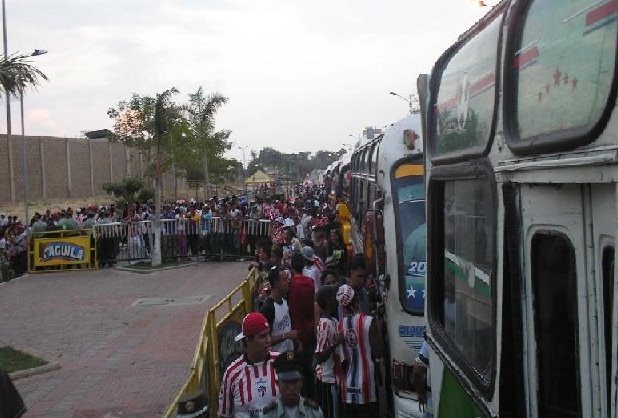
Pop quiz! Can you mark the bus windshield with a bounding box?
[393,164,426,315]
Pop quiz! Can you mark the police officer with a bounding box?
[263,352,324,418]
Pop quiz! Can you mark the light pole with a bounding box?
[2,0,14,202]
[237,145,248,198]
[389,91,418,114]
[20,49,47,224]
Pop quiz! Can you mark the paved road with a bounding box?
[0,262,251,418]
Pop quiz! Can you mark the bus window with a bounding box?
[531,233,581,418]
[432,176,495,386]
[361,149,368,174]
[507,0,617,151]
[393,163,425,315]
[603,246,614,415]
[370,143,378,176]
[430,11,502,161]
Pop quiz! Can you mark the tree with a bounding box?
[0,53,48,203]
[0,53,48,98]
[102,178,154,210]
[107,86,230,266]
[183,87,231,197]
[108,88,185,266]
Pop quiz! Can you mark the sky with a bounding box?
[3,0,496,164]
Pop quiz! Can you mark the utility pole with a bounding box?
[2,0,14,202]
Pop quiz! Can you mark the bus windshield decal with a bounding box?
[394,172,426,315]
[511,0,617,144]
[431,13,502,159]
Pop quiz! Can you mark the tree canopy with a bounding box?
[246,147,346,180]
[0,53,48,98]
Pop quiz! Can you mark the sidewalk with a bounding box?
[0,262,250,418]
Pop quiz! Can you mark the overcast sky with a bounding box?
[3,0,495,163]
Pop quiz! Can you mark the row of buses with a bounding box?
[326,0,618,417]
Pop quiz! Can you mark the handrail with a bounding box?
[162,268,261,418]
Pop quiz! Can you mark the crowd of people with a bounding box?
[218,184,387,418]
[0,184,343,274]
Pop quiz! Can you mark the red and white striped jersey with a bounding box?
[338,313,376,404]
[218,352,279,418]
[313,255,325,274]
[314,316,341,384]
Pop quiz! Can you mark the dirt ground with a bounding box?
[0,196,113,222]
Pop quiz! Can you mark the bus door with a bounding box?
[518,182,614,418]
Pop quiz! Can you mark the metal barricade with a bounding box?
[28,228,98,273]
[162,268,262,418]
[93,218,271,265]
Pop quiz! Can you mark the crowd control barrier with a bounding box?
[28,229,98,273]
[94,218,272,265]
[162,268,262,418]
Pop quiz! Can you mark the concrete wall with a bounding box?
[0,135,186,203]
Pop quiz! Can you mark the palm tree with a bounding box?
[0,53,48,97]
[184,87,230,199]
[0,53,48,203]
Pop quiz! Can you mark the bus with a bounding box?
[420,0,617,417]
[343,111,427,418]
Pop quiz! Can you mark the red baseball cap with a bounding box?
[235,312,270,342]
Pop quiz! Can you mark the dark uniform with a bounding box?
[263,352,324,418]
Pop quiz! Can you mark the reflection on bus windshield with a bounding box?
[396,174,426,315]
[442,179,493,380]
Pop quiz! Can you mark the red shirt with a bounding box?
[288,273,316,347]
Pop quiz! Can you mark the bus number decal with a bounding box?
[408,261,427,276]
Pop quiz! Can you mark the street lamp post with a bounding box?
[389,91,418,114]
[237,145,248,198]
[2,0,14,202]
[21,49,48,224]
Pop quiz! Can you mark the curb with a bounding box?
[9,362,61,380]
[0,272,30,287]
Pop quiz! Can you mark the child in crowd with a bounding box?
[314,285,343,418]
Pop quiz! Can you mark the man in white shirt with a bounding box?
[260,266,298,353]
[301,246,320,292]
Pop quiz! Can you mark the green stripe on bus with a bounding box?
[444,259,491,298]
[438,367,486,417]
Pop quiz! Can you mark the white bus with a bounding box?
[421,0,618,417]
[343,111,427,418]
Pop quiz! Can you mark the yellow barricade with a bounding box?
[162,268,262,418]
[28,229,98,273]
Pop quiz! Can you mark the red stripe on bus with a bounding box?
[513,46,539,70]
[470,73,495,95]
[586,0,618,26]
[436,97,457,112]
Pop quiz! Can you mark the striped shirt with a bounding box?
[313,255,325,274]
[314,316,341,384]
[338,313,376,404]
[218,352,280,418]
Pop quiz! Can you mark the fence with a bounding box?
[94,218,272,264]
[162,267,262,418]
[28,229,98,273]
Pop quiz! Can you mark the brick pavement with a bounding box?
[0,262,251,418]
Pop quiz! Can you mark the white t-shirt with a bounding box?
[271,299,294,353]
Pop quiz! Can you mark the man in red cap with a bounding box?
[218,312,279,418]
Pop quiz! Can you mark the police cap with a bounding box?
[273,351,302,382]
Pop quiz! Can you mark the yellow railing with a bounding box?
[162,268,261,418]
